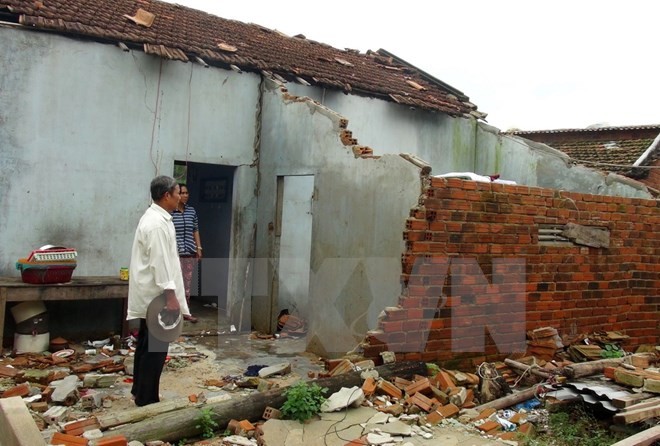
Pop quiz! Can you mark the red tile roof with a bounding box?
[0,0,483,118]
[505,125,660,179]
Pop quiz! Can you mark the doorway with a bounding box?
[174,161,234,312]
[276,175,314,322]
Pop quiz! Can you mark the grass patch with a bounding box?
[521,404,627,446]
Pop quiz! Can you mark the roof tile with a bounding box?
[505,125,660,178]
[0,0,481,117]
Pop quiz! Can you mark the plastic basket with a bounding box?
[27,248,77,262]
[15,261,76,284]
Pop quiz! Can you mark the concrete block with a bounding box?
[42,405,69,425]
[0,397,46,446]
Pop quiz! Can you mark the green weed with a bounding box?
[280,381,328,423]
[195,407,219,439]
[600,344,624,359]
[521,404,626,446]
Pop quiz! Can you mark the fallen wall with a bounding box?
[361,177,659,370]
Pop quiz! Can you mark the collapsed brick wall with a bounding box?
[362,176,659,370]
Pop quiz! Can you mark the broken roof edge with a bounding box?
[376,49,470,104]
[504,124,660,135]
[400,153,432,176]
[0,1,481,117]
[633,132,660,167]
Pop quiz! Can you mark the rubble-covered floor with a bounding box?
[1,302,658,446]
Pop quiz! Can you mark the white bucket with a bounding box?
[14,332,50,354]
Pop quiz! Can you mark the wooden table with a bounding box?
[0,276,129,349]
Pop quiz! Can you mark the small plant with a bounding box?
[520,404,626,446]
[280,381,328,423]
[195,407,219,439]
[426,363,440,376]
[601,344,624,359]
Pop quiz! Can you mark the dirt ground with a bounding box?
[24,301,518,444]
[86,335,517,446]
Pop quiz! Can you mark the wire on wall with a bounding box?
[149,59,164,176]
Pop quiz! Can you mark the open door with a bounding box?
[275,175,314,324]
[174,161,234,313]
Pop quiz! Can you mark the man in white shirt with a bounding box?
[127,175,191,406]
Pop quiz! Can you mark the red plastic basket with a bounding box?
[15,261,76,284]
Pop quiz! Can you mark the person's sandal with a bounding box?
[184,314,198,323]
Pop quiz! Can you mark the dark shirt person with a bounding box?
[171,184,202,323]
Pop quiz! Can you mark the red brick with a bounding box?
[63,418,99,434]
[50,433,89,446]
[239,420,255,431]
[96,435,128,446]
[362,377,376,396]
[425,409,443,425]
[472,407,496,421]
[377,380,402,400]
[476,420,501,433]
[435,403,460,419]
[433,371,456,392]
[410,392,435,412]
[2,382,30,398]
[404,377,431,396]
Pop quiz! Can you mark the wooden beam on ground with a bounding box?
[473,386,537,412]
[610,425,660,446]
[97,396,197,429]
[504,358,552,379]
[0,397,46,446]
[107,361,427,443]
[613,399,660,424]
[562,358,625,379]
[612,392,655,409]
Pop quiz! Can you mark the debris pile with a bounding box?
[0,324,657,446]
[0,336,206,445]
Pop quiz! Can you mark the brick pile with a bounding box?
[362,177,659,369]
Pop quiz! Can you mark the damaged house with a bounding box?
[0,0,657,365]
[506,125,660,195]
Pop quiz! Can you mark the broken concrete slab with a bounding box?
[261,407,374,446]
[365,411,391,425]
[321,386,365,412]
[367,432,406,444]
[50,375,81,406]
[221,435,256,445]
[366,419,412,436]
[258,363,292,378]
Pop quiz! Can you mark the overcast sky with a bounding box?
[166,0,659,132]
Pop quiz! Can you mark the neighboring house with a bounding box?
[505,125,660,195]
[0,0,655,357]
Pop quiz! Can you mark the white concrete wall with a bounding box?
[475,122,653,198]
[287,84,653,199]
[0,26,259,279]
[256,82,422,355]
[286,84,478,174]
